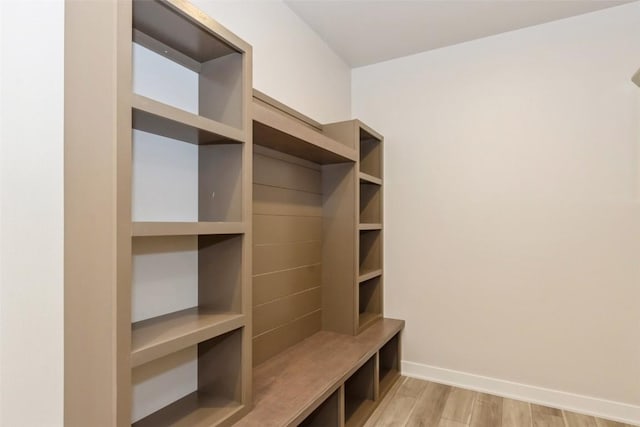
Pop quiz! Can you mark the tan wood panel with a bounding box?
[532,404,564,427]
[502,398,532,427]
[254,152,321,194]
[321,163,358,335]
[253,264,321,306]
[253,184,323,217]
[199,144,243,222]
[441,388,476,424]
[365,377,406,427]
[253,240,321,275]
[64,1,132,425]
[252,310,322,366]
[405,381,451,427]
[253,287,321,336]
[253,215,322,245]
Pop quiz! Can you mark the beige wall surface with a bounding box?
[191,0,352,124]
[353,1,640,415]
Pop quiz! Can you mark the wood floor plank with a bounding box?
[594,419,632,427]
[405,381,451,427]
[438,419,468,427]
[372,377,428,426]
[532,404,565,427]
[441,388,476,424]
[470,394,503,427]
[564,411,598,427]
[502,398,532,427]
[364,377,406,427]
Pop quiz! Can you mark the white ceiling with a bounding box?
[284,0,635,67]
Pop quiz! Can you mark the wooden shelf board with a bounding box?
[131,308,244,367]
[234,318,405,427]
[132,0,245,64]
[359,172,382,186]
[132,94,244,145]
[133,391,244,427]
[345,397,375,427]
[379,369,400,398]
[358,312,382,332]
[132,221,245,237]
[359,223,382,231]
[253,99,357,165]
[358,269,382,283]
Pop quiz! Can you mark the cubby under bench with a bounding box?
[234,318,403,427]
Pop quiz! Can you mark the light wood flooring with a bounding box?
[364,377,636,427]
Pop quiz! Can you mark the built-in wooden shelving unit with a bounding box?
[65,1,401,426]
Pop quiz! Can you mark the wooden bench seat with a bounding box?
[234,318,404,427]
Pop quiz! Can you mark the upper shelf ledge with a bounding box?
[252,95,358,165]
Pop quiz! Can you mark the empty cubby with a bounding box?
[299,388,341,427]
[344,356,376,427]
[359,276,382,330]
[132,139,243,222]
[359,230,382,276]
[131,234,244,367]
[359,183,381,224]
[132,0,244,129]
[378,333,400,397]
[359,129,382,179]
[132,327,245,426]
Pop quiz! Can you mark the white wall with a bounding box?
[191,0,351,123]
[0,0,65,426]
[353,3,640,423]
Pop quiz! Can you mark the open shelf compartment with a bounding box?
[131,234,244,366]
[132,137,244,224]
[132,327,245,426]
[344,356,376,427]
[359,128,382,179]
[299,388,342,427]
[132,0,246,132]
[378,333,400,398]
[360,182,381,224]
[359,229,381,277]
[359,276,382,331]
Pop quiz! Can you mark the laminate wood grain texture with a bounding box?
[442,388,476,424]
[404,381,451,427]
[502,398,532,427]
[470,394,503,427]
[532,404,565,427]
[235,319,404,427]
[365,378,636,427]
[565,412,598,427]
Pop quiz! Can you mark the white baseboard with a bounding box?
[402,361,640,426]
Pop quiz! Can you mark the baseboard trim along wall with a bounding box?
[402,361,640,426]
